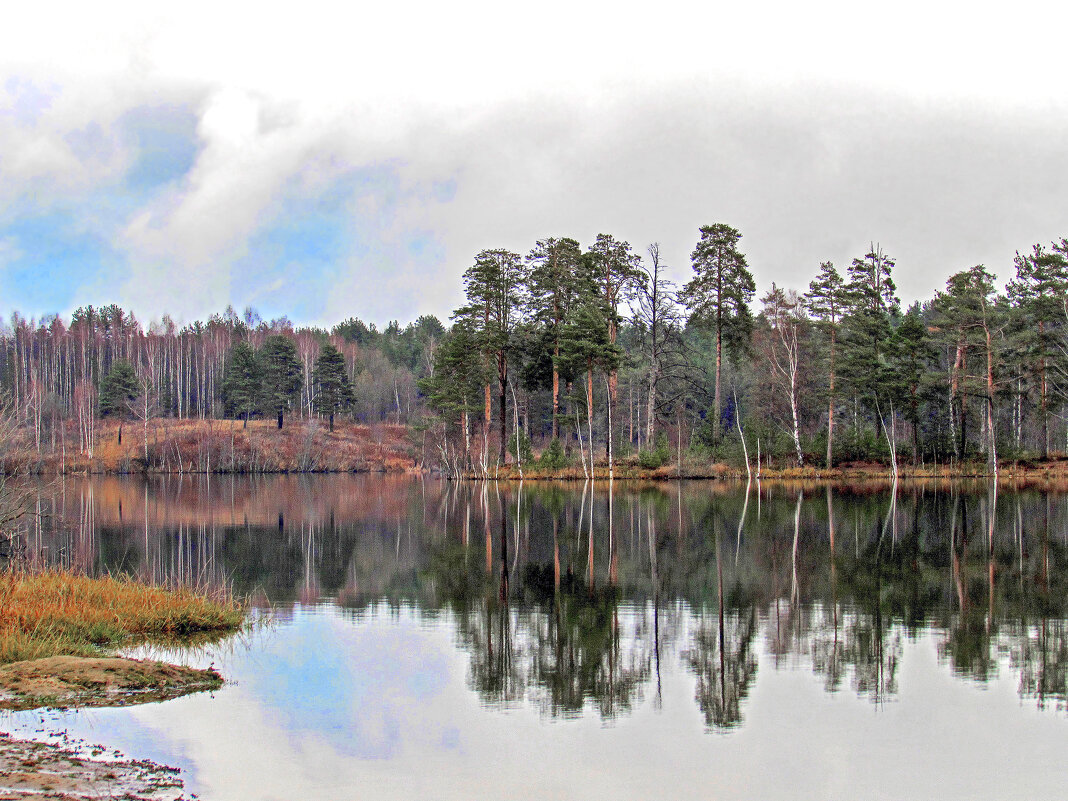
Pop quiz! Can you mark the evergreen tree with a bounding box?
[422,321,490,469]
[888,304,937,463]
[259,334,303,429]
[452,248,525,464]
[99,359,139,445]
[526,236,583,438]
[558,292,622,468]
[838,246,900,436]
[221,341,260,427]
[312,344,355,431]
[99,360,139,417]
[934,266,1003,467]
[805,261,847,468]
[586,233,642,412]
[679,223,756,441]
[1006,241,1068,458]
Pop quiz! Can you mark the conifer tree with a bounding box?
[586,234,642,413]
[1006,241,1068,459]
[312,343,355,431]
[888,304,937,463]
[99,360,139,417]
[259,334,303,429]
[221,341,260,428]
[526,237,583,439]
[934,266,1003,467]
[422,321,489,470]
[805,261,847,468]
[452,248,525,464]
[558,292,622,468]
[839,246,899,429]
[679,223,755,441]
[99,359,139,444]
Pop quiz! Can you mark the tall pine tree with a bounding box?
[452,248,525,464]
[680,223,755,442]
[806,261,847,468]
[1006,241,1068,458]
[526,237,583,439]
[839,245,899,443]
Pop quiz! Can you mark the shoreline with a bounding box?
[0,570,244,799]
[7,419,1067,482]
[0,732,187,800]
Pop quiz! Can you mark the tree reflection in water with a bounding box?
[17,474,1068,725]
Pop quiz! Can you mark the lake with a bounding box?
[5,475,1068,800]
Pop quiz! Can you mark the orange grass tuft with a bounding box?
[0,568,244,664]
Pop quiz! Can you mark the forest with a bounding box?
[2,224,1067,475]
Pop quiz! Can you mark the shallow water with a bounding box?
[5,475,1068,800]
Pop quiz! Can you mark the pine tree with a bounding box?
[558,291,622,471]
[422,321,490,470]
[888,304,937,464]
[312,344,355,431]
[838,245,900,432]
[221,341,260,427]
[99,360,139,417]
[526,237,583,439]
[452,248,525,464]
[934,266,1003,467]
[805,261,847,468]
[99,359,140,445]
[259,334,303,429]
[679,223,755,442]
[1006,241,1068,459]
[586,233,642,414]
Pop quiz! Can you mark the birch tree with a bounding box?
[760,284,807,466]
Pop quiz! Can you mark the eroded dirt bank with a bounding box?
[0,656,222,711]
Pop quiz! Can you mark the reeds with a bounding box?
[0,568,244,664]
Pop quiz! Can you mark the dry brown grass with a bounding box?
[0,568,244,664]
[3,418,420,474]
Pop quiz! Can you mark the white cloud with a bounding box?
[1,0,1067,323]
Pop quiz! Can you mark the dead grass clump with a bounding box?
[0,569,244,664]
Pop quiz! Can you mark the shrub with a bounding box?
[508,431,533,464]
[638,434,672,470]
[538,438,568,470]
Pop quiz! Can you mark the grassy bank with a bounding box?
[0,569,244,664]
[464,457,1068,482]
[5,418,419,475]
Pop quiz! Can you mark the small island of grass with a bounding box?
[0,568,244,709]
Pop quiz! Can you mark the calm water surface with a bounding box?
[5,475,1068,800]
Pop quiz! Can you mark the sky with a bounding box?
[1,0,1067,329]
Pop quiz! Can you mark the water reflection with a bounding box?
[14,475,1068,728]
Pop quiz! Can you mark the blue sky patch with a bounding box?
[119,104,200,192]
[0,211,125,315]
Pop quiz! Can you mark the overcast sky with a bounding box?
[1,0,1066,328]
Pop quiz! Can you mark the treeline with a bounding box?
[0,305,443,457]
[6,225,1068,475]
[423,227,1068,476]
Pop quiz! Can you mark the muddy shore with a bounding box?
[0,655,222,799]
